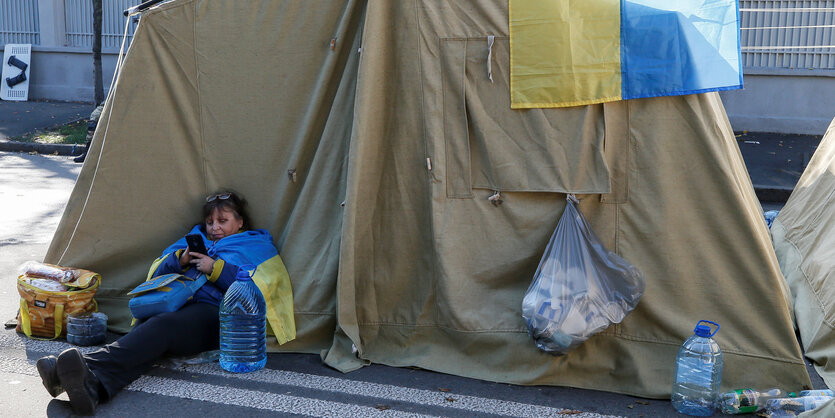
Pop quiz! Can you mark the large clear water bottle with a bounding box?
[219,265,267,373]
[672,320,723,416]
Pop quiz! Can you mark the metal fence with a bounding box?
[0,0,40,45]
[4,1,835,70]
[741,0,835,69]
[64,0,141,49]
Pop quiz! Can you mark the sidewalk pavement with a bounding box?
[0,100,823,203]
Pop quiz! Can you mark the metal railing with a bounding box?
[64,0,141,49]
[4,1,835,71]
[741,0,835,69]
[0,0,41,45]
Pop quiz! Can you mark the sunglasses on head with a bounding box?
[206,192,233,202]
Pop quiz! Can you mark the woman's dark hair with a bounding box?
[202,191,251,231]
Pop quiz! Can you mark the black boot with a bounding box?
[73,140,90,163]
[57,348,101,415]
[36,355,63,397]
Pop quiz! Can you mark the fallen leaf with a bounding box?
[559,410,583,415]
[374,404,390,411]
[636,400,650,405]
[445,397,456,402]
[627,405,634,409]
[438,387,451,392]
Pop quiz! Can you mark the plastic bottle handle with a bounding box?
[697,320,720,337]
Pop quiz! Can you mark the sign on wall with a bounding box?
[1,44,32,101]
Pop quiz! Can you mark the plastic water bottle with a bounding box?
[764,395,834,417]
[219,265,267,373]
[66,312,108,346]
[797,389,834,397]
[717,388,787,414]
[671,320,724,416]
[763,210,780,229]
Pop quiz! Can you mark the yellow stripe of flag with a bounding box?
[510,0,622,108]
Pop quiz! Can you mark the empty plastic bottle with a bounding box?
[671,320,724,416]
[66,312,108,346]
[797,389,834,397]
[219,265,267,373]
[718,388,787,414]
[764,395,833,417]
[764,210,780,229]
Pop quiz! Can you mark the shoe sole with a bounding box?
[35,356,62,397]
[57,349,96,415]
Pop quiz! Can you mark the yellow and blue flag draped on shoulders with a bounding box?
[509,0,742,109]
[148,226,296,344]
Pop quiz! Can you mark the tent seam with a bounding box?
[415,0,443,328]
[783,228,834,329]
[353,323,806,365]
[192,0,208,193]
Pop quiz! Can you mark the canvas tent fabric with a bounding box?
[46,0,809,398]
[772,116,835,390]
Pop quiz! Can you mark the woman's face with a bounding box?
[205,208,243,241]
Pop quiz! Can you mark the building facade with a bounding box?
[1,0,834,134]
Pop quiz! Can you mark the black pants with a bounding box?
[84,302,219,399]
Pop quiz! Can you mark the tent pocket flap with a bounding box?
[440,37,612,198]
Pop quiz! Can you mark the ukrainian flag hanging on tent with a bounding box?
[509,0,742,109]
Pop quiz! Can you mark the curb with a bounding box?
[753,184,793,203]
[0,139,85,156]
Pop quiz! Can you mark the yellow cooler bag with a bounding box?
[16,264,100,339]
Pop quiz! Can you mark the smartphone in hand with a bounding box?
[185,234,208,255]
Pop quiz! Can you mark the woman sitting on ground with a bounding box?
[35,191,295,414]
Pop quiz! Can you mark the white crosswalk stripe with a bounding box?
[127,375,432,417]
[2,353,617,417]
[184,363,616,417]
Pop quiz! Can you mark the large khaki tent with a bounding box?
[46,0,811,398]
[773,117,835,391]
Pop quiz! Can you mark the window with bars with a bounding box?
[741,0,835,69]
[0,0,40,45]
[64,0,142,49]
[4,1,835,71]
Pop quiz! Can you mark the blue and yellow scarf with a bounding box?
[148,226,296,344]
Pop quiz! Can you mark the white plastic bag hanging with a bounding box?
[522,194,646,355]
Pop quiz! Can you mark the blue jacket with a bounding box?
[150,225,279,306]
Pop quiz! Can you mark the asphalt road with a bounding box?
[0,151,812,417]
[0,101,92,141]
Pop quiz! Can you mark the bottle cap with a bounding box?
[236,264,256,280]
[694,320,720,337]
[694,324,711,337]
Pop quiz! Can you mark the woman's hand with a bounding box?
[189,252,215,274]
[179,247,193,268]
